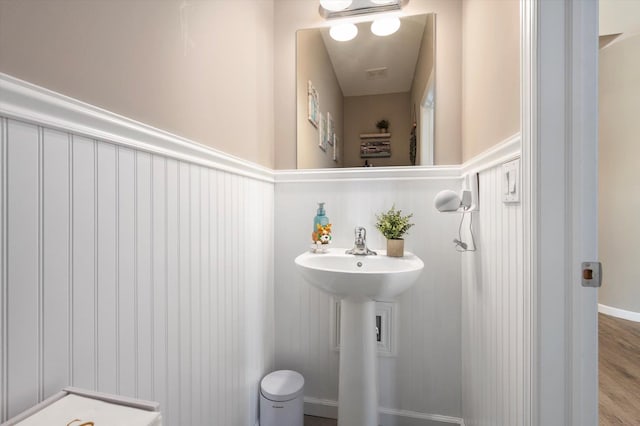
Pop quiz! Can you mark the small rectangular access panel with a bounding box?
[331,299,396,356]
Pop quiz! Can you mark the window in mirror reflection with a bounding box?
[296,13,435,169]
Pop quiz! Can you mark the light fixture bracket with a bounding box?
[319,0,409,20]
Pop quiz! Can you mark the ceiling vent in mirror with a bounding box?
[319,0,409,19]
[365,67,388,80]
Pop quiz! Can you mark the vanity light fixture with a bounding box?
[330,23,358,41]
[319,0,408,20]
[321,0,407,41]
[371,16,401,36]
[320,0,353,12]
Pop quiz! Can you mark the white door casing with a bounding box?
[522,0,599,425]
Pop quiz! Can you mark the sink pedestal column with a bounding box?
[338,298,378,426]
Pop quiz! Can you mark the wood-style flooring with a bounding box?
[599,313,640,425]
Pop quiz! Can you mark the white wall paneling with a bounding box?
[6,119,41,419]
[460,138,524,426]
[274,170,464,424]
[1,117,6,423]
[0,115,275,425]
[0,73,528,426]
[96,141,117,396]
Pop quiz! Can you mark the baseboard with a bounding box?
[304,397,338,419]
[303,397,465,426]
[599,303,640,323]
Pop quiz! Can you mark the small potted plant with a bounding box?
[375,205,414,257]
[376,119,389,133]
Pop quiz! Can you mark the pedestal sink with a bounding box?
[294,248,424,426]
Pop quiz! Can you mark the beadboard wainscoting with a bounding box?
[273,168,464,425]
[0,73,528,426]
[460,137,525,426]
[0,115,275,425]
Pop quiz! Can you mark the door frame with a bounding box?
[419,72,435,166]
[522,0,599,425]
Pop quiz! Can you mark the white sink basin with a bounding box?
[295,247,425,425]
[295,248,424,301]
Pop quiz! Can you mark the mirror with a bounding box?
[296,13,435,169]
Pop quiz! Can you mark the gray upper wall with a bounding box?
[296,29,344,169]
[598,33,640,314]
[0,0,275,168]
[461,0,520,162]
[0,0,519,170]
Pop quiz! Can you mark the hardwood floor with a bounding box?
[304,415,337,426]
[599,313,640,425]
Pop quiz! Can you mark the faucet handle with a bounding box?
[346,226,376,255]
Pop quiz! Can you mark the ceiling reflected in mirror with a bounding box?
[296,13,435,169]
[321,15,426,97]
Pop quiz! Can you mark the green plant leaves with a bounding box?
[375,205,414,240]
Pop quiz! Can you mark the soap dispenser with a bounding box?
[313,202,329,231]
[311,202,332,252]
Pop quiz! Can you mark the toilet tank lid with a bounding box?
[260,370,304,402]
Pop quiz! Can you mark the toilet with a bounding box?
[260,370,304,426]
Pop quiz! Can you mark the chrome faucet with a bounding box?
[346,226,377,256]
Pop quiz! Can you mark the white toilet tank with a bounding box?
[260,370,304,426]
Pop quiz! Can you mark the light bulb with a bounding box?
[320,0,353,11]
[330,23,358,41]
[371,16,401,36]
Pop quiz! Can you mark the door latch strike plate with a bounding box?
[581,262,602,288]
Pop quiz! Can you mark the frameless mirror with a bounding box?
[296,13,435,169]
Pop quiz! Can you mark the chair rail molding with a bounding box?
[273,165,462,183]
[0,73,274,184]
[461,133,521,176]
